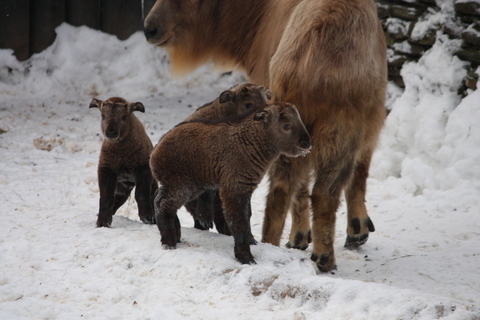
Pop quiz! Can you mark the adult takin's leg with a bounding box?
[344,151,375,248]
[262,156,311,247]
[310,182,341,273]
[97,166,118,227]
[220,189,255,264]
[154,186,184,249]
[310,151,357,272]
[286,179,312,250]
[134,165,156,225]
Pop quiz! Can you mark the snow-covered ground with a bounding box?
[0,21,479,320]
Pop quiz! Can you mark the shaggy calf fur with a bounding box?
[90,97,157,227]
[150,103,311,264]
[184,82,271,234]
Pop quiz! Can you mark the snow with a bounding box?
[1,22,479,320]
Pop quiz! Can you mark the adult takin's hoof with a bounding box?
[344,233,369,248]
[311,252,337,273]
[163,244,176,250]
[140,216,156,225]
[286,230,311,250]
[345,217,375,248]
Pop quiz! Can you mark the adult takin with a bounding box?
[90,97,157,228]
[184,82,271,234]
[144,0,387,272]
[150,103,311,264]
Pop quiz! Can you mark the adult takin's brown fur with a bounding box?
[144,0,387,272]
[184,82,271,234]
[90,97,158,228]
[150,103,311,264]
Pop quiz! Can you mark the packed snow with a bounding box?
[0,21,479,320]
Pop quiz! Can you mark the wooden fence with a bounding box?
[0,0,156,61]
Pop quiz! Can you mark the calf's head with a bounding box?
[218,83,271,115]
[89,97,145,143]
[254,103,311,157]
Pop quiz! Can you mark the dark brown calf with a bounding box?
[184,82,271,235]
[150,103,311,264]
[90,97,157,227]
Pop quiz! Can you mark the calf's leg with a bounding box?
[220,189,255,264]
[97,167,117,227]
[154,186,184,248]
[134,165,156,224]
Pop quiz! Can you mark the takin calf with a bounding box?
[90,97,157,227]
[150,102,311,264]
[184,82,271,234]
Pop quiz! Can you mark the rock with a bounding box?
[455,0,480,17]
[392,40,428,57]
[455,47,480,64]
[462,23,480,47]
[391,4,426,20]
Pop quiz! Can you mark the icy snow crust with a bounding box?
[0,23,479,319]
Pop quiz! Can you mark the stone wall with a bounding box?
[376,0,480,94]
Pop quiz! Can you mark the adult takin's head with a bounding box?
[259,102,312,158]
[89,97,145,143]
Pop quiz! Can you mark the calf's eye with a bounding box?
[283,124,291,131]
[244,103,253,109]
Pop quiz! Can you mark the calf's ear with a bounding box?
[128,102,145,113]
[262,87,272,100]
[89,98,102,109]
[219,90,234,103]
[253,110,270,122]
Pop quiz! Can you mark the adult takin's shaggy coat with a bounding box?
[90,97,157,228]
[150,103,311,264]
[144,0,387,272]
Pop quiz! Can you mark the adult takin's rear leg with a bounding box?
[154,186,183,249]
[310,151,358,272]
[286,179,312,250]
[344,150,376,248]
[262,155,312,247]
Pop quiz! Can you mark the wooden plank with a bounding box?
[0,0,30,61]
[101,0,143,40]
[30,0,66,55]
[66,0,101,30]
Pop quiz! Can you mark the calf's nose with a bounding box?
[144,27,158,40]
[105,130,118,139]
[300,138,311,150]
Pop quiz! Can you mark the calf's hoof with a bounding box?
[311,252,337,273]
[96,219,112,228]
[197,218,213,230]
[249,234,258,245]
[286,230,311,250]
[238,257,257,265]
[140,216,156,225]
